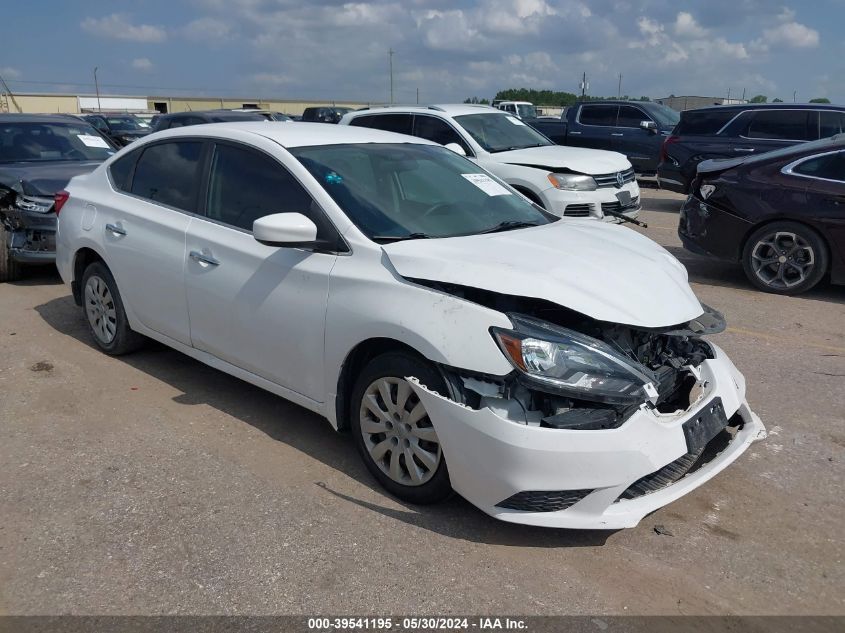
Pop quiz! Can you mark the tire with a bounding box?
[741,221,828,295]
[80,261,145,355]
[350,351,452,505]
[0,224,22,282]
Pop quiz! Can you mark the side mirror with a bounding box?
[253,213,318,246]
[444,142,467,157]
[640,120,658,132]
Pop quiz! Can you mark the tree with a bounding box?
[809,97,831,103]
[494,88,579,106]
[772,98,784,103]
[749,95,767,103]
[463,96,490,104]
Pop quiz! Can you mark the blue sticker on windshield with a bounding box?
[325,171,343,184]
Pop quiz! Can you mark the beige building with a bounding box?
[0,92,374,116]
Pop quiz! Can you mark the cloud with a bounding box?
[761,21,820,48]
[81,14,167,42]
[131,58,154,72]
[674,12,707,38]
[0,66,20,79]
[183,17,233,40]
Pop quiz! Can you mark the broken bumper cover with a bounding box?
[409,343,765,529]
[2,207,57,264]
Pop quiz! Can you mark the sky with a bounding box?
[2,0,843,104]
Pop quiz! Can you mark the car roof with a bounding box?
[348,104,502,118]
[146,121,442,148]
[0,113,92,124]
[685,102,844,114]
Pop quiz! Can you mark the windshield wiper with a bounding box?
[370,232,433,244]
[489,143,548,153]
[479,220,540,234]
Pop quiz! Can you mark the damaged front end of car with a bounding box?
[0,184,57,267]
[407,280,765,529]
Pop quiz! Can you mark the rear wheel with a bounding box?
[0,225,22,282]
[81,262,145,355]
[350,351,452,504]
[742,221,828,295]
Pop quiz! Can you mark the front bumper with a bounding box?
[409,344,764,529]
[542,181,641,222]
[2,207,57,265]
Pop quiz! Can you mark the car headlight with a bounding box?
[492,314,658,405]
[547,173,598,191]
[15,194,54,213]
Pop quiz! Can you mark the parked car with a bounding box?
[228,109,293,122]
[301,107,354,124]
[56,122,764,529]
[0,114,115,281]
[150,110,268,131]
[658,103,845,194]
[493,101,538,120]
[679,134,845,295]
[82,113,152,147]
[528,101,680,176]
[341,105,641,223]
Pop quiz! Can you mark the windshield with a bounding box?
[105,116,149,131]
[454,113,553,153]
[290,143,554,241]
[648,103,681,128]
[0,122,115,163]
[517,104,538,119]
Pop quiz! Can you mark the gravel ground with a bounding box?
[0,187,843,616]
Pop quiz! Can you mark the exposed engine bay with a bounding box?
[412,279,724,430]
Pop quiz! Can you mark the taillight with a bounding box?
[54,190,70,215]
[660,135,679,163]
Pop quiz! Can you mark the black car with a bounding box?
[82,113,152,147]
[679,134,845,295]
[301,106,353,124]
[659,103,845,194]
[0,114,116,281]
[150,110,268,132]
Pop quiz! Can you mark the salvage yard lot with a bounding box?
[0,188,843,615]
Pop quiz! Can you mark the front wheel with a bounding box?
[741,222,828,295]
[350,351,452,504]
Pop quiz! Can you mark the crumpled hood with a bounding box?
[0,161,102,196]
[491,145,631,175]
[382,220,703,328]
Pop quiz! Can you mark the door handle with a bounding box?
[189,250,220,266]
[733,147,755,153]
[569,131,582,135]
[611,133,624,137]
[105,223,126,236]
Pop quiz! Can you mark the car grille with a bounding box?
[563,203,592,217]
[594,168,636,188]
[496,489,594,512]
[601,196,640,213]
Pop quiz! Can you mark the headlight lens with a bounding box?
[547,173,597,191]
[492,314,658,404]
[15,194,54,213]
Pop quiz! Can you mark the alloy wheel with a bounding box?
[84,275,117,344]
[358,377,441,486]
[750,231,815,290]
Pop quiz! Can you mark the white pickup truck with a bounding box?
[340,104,641,223]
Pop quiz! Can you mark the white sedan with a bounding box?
[55,122,765,529]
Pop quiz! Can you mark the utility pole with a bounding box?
[617,73,622,99]
[416,87,419,104]
[388,49,394,104]
[793,90,797,103]
[741,87,746,101]
[580,72,588,100]
[94,66,101,112]
[727,87,731,102]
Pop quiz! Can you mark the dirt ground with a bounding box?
[1,188,843,616]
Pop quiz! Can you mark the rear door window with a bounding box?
[746,110,816,141]
[578,105,618,127]
[819,111,845,138]
[130,141,204,212]
[348,114,413,135]
[675,110,737,135]
[109,150,140,191]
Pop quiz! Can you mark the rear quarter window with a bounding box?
[108,150,140,191]
[675,110,737,135]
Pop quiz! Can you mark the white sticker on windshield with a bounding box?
[462,173,512,196]
[506,116,527,126]
[77,134,109,149]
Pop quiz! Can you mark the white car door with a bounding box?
[100,139,202,344]
[184,140,337,401]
